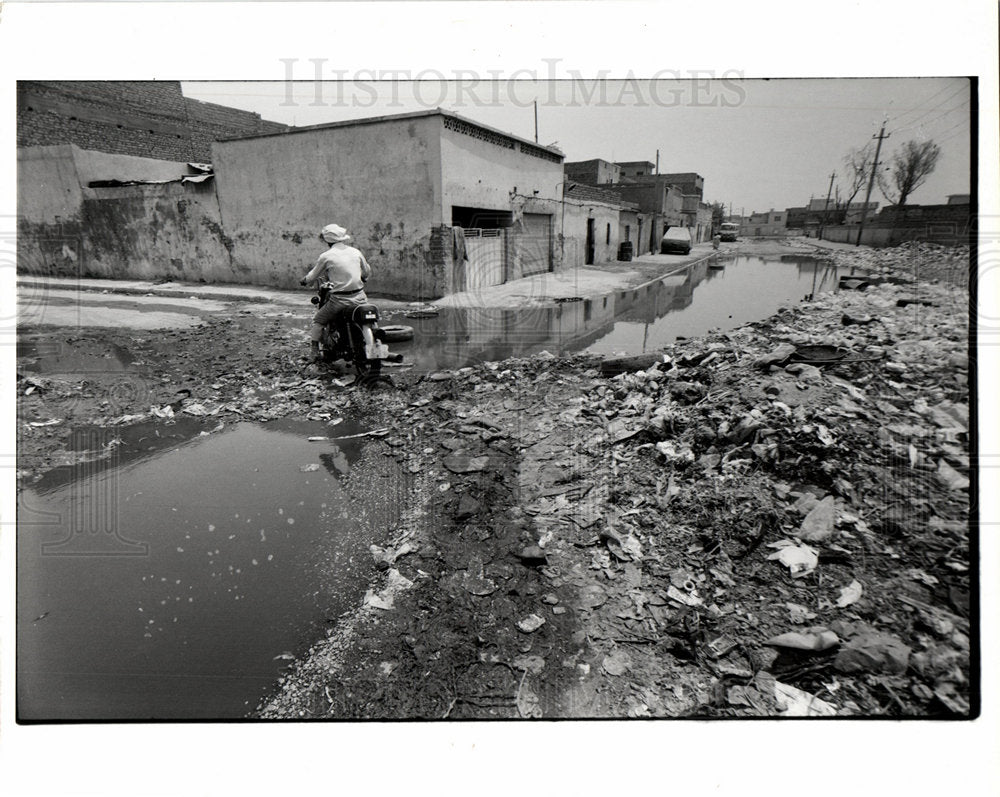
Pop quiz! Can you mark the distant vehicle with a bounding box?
[719,222,739,242]
[660,226,693,255]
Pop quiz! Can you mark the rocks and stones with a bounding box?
[517,614,546,633]
[602,649,633,676]
[443,454,491,474]
[834,632,912,675]
[454,493,482,520]
[798,496,837,543]
[755,343,796,368]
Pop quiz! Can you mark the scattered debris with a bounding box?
[773,681,837,717]
[767,540,819,578]
[517,614,546,633]
[835,632,912,675]
[835,579,864,608]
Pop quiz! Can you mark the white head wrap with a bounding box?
[321,224,351,244]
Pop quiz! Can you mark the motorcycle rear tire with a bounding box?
[355,356,381,381]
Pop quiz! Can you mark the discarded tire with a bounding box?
[379,325,415,342]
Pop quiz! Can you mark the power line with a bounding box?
[937,125,973,147]
[890,82,968,127]
[891,85,969,132]
[887,81,960,125]
[935,116,971,139]
[908,98,971,134]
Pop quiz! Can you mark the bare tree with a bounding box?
[842,143,875,209]
[710,201,726,229]
[877,139,942,207]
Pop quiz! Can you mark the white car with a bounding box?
[660,227,692,255]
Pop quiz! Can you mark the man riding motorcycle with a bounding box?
[300,223,372,361]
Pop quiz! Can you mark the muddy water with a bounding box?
[17,419,385,720]
[384,255,849,370]
[18,337,134,374]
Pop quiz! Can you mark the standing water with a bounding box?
[386,255,849,370]
[18,419,398,720]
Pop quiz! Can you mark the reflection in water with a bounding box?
[391,255,849,369]
[17,420,386,720]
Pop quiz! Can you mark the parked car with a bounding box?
[660,226,693,255]
[719,222,739,242]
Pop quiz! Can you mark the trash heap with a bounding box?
[825,240,971,288]
[261,255,971,719]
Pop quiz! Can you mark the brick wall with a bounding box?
[18,81,287,163]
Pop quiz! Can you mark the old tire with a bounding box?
[379,325,414,342]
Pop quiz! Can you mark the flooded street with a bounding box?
[385,255,849,370]
[15,251,853,720]
[18,419,384,720]
[15,241,971,724]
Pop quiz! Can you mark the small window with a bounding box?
[606,223,611,244]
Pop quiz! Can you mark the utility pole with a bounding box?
[655,149,660,175]
[856,122,889,246]
[533,100,538,143]
[819,170,835,239]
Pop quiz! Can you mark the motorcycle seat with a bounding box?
[350,304,380,324]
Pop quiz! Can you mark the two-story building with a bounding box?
[741,209,788,237]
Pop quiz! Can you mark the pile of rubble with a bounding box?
[826,240,971,287]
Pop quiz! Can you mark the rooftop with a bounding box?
[565,183,640,210]
[217,107,564,159]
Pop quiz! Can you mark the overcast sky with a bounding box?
[183,77,972,214]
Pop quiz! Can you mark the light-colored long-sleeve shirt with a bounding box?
[302,243,372,291]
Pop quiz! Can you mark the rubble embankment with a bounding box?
[257,241,973,719]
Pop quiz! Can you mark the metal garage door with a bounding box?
[464,229,507,290]
[516,213,552,277]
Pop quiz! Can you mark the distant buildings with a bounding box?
[785,200,879,232]
[741,209,787,237]
[562,159,713,248]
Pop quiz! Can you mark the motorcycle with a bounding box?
[310,283,402,386]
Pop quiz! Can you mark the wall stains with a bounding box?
[202,217,235,253]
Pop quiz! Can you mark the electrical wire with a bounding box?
[886,81,960,125]
[890,85,970,133]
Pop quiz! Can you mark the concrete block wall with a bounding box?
[17,81,286,163]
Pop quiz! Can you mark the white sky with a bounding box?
[183,77,972,214]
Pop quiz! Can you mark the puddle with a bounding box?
[17,418,396,720]
[384,255,853,369]
[18,337,134,375]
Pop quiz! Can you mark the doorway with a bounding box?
[586,218,595,265]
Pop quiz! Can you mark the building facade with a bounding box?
[741,209,788,237]
[563,183,640,264]
[210,109,572,298]
[564,158,621,186]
